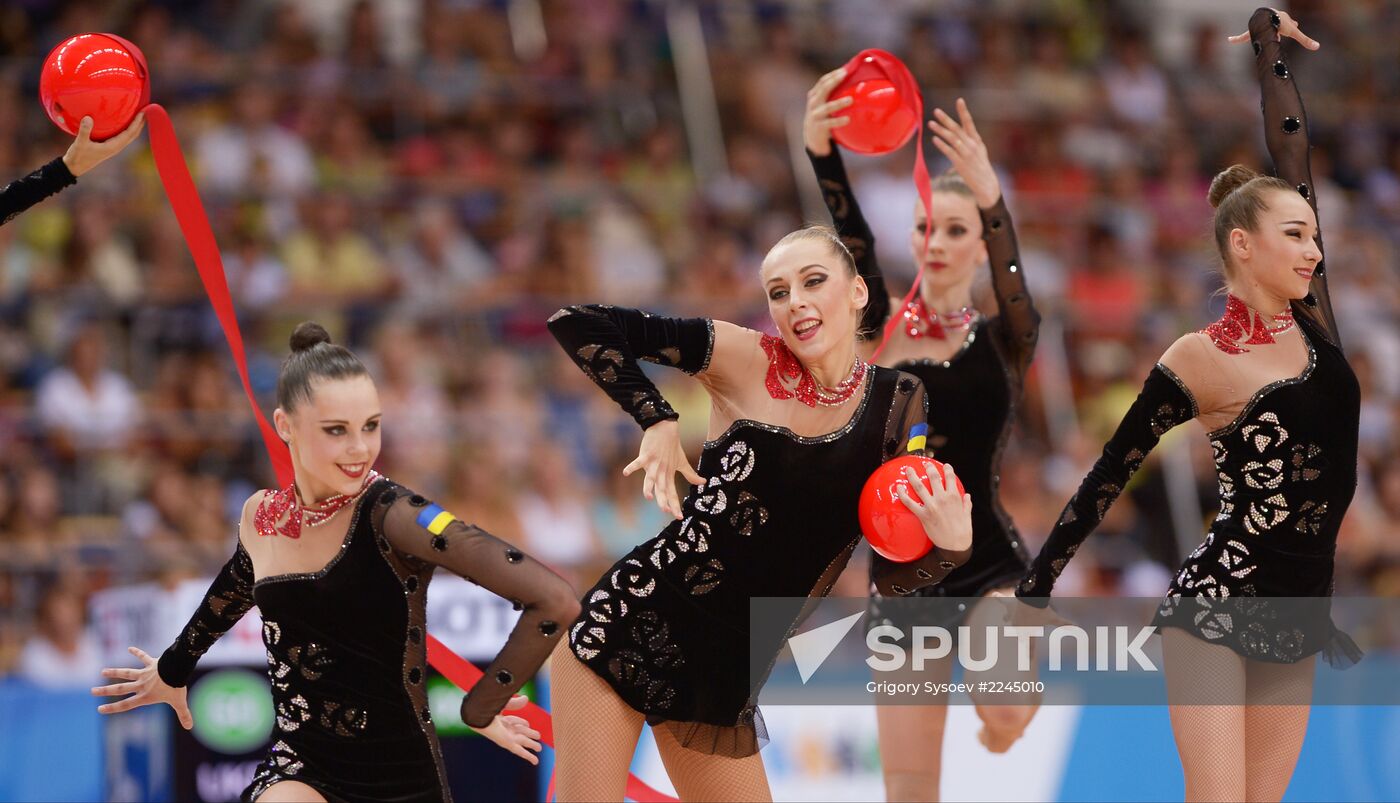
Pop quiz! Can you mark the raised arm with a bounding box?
[928,99,1040,377]
[804,68,890,335]
[546,304,714,430]
[156,540,257,687]
[1242,7,1338,344]
[2,114,146,227]
[809,148,890,336]
[1016,364,1197,602]
[870,376,974,596]
[378,491,579,728]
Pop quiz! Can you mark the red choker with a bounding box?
[1201,295,1295,355]
[901,297,976,339]
[253,470,380,539]
[760,334,867,408]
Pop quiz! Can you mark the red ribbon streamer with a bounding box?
[427,636,676,802]
[147,102,675,802]
[143,104,295,487]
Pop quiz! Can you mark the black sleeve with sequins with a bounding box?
[156,542,257,688]
[1,158,76,227]
[547,304,715,431]
[1016,366,1197,603]
[381,495,581,728]
[1249,7,1338,347]
[982,196,1040,380]
[807,148,890,336]
[870,374,974,597]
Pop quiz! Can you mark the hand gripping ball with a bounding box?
[40,33,150,141]
[829,49,921,155]
[859,429,965,562]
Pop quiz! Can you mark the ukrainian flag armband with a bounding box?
[415,503,458,551]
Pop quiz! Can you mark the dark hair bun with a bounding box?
[1208,164,1261,209]
[289,321,332,353]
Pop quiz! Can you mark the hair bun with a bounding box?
[1208,164,1261,209]
[289,321,332,353]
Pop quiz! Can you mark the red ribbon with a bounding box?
[427,636,677,802]
[143,104,295,487]
[146,101,675,802]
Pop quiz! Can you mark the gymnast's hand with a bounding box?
[472,695,544,765]
[803,67,854,157]
[896,463,973,553]
[928,98,1001,209]
[1227,8,1319,50]
[626,419,705,520]
[62,113,146,177]
[93,645,193,729]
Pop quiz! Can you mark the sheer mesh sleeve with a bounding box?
[981,197,1040,380]
[1016,366,1198,603]
[1,158,76,227]
[380,493,581,728]
[156,542,256,688]
[807,148,890,336]
[1249,7,1338,346]
[547,305,715,430]
[870,373,973,596]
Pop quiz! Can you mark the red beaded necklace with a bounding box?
[760,334,867,408]
[1200,294,1295,355]
[901,297,976,339]
[253,470,381,539]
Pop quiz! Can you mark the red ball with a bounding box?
[39,33,150,141]
[859,455,966,562]
[831,77,918,155]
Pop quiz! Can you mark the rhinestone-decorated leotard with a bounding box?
[156,479,577,802]
[548,305,972,757]
[1017,8,1361,666]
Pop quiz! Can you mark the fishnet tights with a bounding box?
[549,641,772,802]
[1163,628,1314,803]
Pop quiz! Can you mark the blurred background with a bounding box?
[0,0,1396,800]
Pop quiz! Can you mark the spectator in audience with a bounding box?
[16,582,102,688]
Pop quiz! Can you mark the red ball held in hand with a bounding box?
[859,425,965,562]
[830,49,921,155]
[40,33,150,141]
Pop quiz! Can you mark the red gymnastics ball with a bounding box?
[830,49,920,155]
[859,455,965,562]
[40,33,150,141]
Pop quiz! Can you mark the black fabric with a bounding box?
[1017,365,1198,602]
[563,358,967,757]
[808,148,1040,609]
[546,304,714,430]
[1151,314,1360,665]
[1015,315,1359,665]
[1,158,76,227]
[158,479,577,802]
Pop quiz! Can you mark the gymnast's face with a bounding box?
[761,238,868,364]
[1230,190,1321,302]
[275,375,382,501]
[910,191,987,295]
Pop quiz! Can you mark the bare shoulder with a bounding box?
[702,321,766,384]
[1158,333,1219,413]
